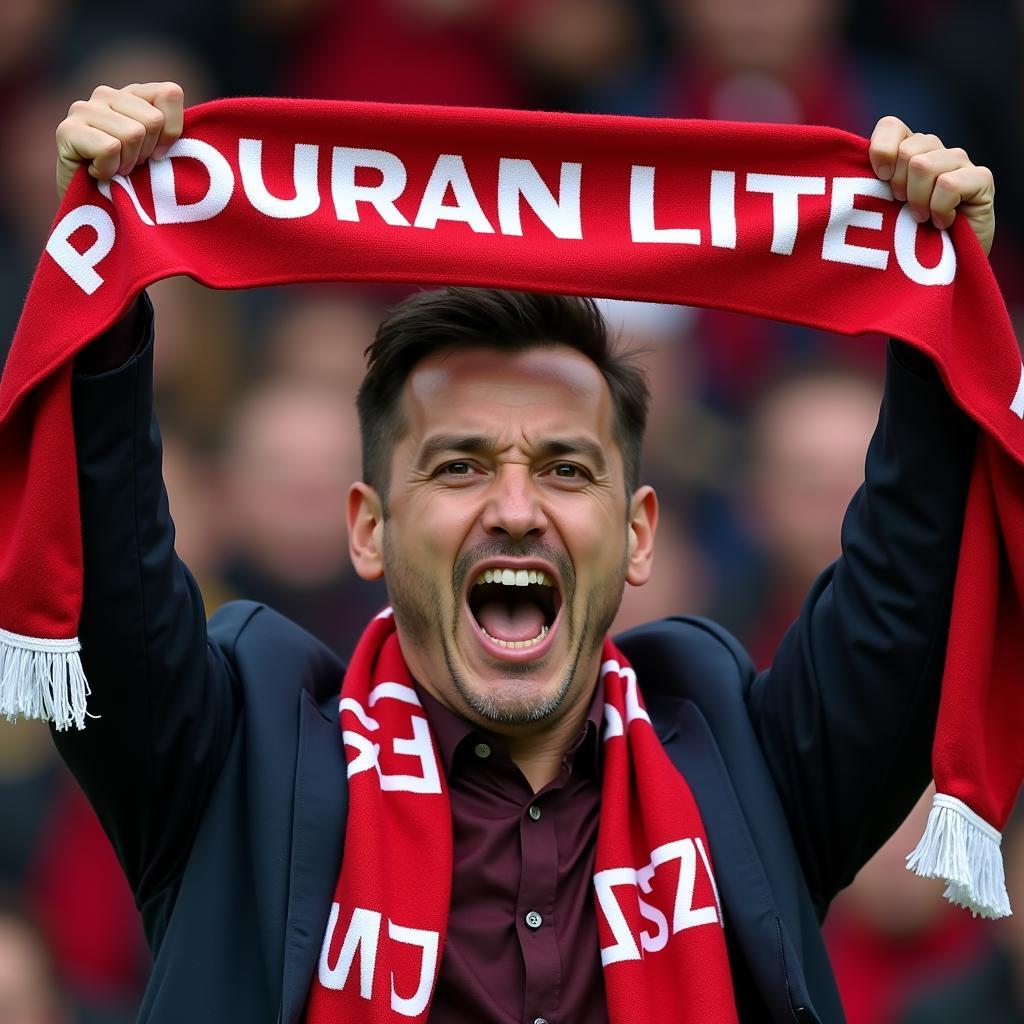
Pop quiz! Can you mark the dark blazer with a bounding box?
[57,312,977,1024]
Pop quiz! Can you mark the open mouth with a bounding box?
[466,565,563,653]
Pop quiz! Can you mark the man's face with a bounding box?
[348,344,656,734]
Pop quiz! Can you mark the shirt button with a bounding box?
[534,1018,549,1024]
[524,910,543,929]
[528,805,542,821]
[474,742,491,759]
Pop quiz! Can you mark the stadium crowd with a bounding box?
[0,0,1021,1021]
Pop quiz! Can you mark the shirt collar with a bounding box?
[415,677,606,780]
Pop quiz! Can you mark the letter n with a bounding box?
[318,903,382,999]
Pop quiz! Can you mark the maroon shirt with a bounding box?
[416,683,608,1024]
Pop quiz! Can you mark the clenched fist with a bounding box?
[868,115,996,256]
[55,82,185,202]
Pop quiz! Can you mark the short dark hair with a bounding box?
[356,288,650,501]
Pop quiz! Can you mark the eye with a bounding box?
[547,462,590,482]
[435,460,480,480]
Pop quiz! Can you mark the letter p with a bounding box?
[45,204,116,295]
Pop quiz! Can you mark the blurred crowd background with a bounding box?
[0,0,1021,1021]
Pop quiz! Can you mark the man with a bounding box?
[51,83,993,1022]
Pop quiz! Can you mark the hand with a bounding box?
[868,116,995,256]
[55,82,185,203]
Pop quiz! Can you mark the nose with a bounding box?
[480,464,549,540]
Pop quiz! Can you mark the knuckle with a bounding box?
[878,114,904,128]
[91,84,116,101]
[907,152,932,172]
[897,137,917,158]
[141,109,164,132]
[124,122,146,145]
[99,137,121,159]
[66,99,89,118]
[157,81,185,105]
[950,147,968,162]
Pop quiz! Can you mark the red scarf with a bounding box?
[304,608,738,1023]
[0,99,1021,919]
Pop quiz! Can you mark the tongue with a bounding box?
[476,599,546,642]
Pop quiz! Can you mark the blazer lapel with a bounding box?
[651,697,816,1024]
[280,690,349,1024]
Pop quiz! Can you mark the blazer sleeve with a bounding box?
[745,340,977,916]
[53,297,243,911]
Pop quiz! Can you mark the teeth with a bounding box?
[480,625,549,648]
[473,568,554,587]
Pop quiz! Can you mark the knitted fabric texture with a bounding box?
[0,99,1021,917]
[305,609,738,1022]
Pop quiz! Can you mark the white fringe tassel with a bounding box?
[906,792,1011,919]
[0,626,90,731]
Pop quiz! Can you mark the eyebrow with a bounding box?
[414,434,609,476]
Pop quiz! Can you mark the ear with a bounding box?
[347,482,385,581]
[625,485,658,587]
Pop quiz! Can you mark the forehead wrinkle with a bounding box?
[413,433,500,471]
[413,430,609,470]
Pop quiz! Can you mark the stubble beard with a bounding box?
[382,529,627,726]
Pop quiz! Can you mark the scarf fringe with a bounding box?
[906,793,1011,919]
[0,626,89,731]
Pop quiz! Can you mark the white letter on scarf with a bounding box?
[239,139,320,219]
[636,861,670,953]
[653,839,719,932]
[822,177,891,269]
[149,138,234,224]
[388,921,439,1017]
[332,148,411,226]
[1011,363,1024,419]
[497,158,582,239]
[98,175,154,225]
[318,904,381,998]
[893,203,956,285]
[380,715,442,794]
[709,170,737,248]
[414,155,494,233]
[600,660,651,736]
[630,166,700,244]
[593,867,642,965]
[746,173,826,255]
[45,205,116,294]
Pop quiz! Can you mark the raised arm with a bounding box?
[51,84,243,913]
[746,120,994,914]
